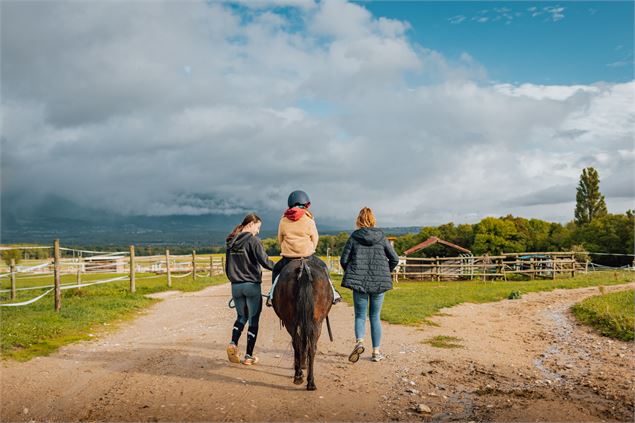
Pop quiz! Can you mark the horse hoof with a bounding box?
[307,384,316,391]
[293,377,304,385]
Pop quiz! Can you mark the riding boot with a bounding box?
[266,275,279,307]
[329,278,342,304]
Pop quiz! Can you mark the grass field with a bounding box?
[571,289,634,341]
[2,270,632,362]
[333,271,634,326]
[1,273,227,361]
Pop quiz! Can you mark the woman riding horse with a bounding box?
[267,190,341,306]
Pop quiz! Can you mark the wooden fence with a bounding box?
[397,252,583,281]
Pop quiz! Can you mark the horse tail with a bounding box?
[295,258,315,363]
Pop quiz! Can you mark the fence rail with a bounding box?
[0,242,227,310]
[2,241,632,308]
[396,252,601,281]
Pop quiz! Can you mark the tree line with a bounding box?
[260,167,633,267]
[3,167,631,267]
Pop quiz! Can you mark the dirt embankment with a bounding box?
[1,274,633,422]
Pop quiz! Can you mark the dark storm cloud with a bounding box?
[2,0,633,226]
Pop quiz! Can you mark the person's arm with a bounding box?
[340,237,354,270]
[251,237,275,270]
[384,238,400,271]
[309,219,319,250]
[277,220,284,246]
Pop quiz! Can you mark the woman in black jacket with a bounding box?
[225,213,274,365]
[340,207,399,363]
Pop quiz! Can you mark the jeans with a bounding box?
[231,282,263,356]
[352,290,385,349]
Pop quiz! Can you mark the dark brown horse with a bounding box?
[273,257,333,391]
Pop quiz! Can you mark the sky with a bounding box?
[1,0,634,228]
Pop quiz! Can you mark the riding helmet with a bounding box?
[287,190,311,208]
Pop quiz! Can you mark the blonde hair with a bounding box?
[356,207,376,228]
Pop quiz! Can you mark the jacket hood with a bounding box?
[283,207,314,222]
[227,231,252,250]
[351,228,385,246]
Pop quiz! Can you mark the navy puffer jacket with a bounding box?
[340,228,399,294]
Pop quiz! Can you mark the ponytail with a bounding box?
[226,224,244,243]
[226,213,262,243]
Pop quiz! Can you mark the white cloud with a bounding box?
[229,0,317,10]
[2,0,633,227]
[493,83,601,100]
[544,5,565,22]
[448,15,466,25]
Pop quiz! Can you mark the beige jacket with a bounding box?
[278,214,319,258]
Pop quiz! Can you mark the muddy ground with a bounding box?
[1,274,633,422]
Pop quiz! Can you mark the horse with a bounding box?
[272,257,333,391]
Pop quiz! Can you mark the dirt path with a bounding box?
[1,275,633,422]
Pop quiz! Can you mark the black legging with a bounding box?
[230,282,263,356]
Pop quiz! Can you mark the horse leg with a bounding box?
[306,332,317,391]
[304,322,323,370]
[292,333,304,385]
[301,351,307,370]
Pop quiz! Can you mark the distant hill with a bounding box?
[2,194,417,246]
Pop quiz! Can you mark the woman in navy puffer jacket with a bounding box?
[340,207,399,363]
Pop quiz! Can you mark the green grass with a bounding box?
[333,271,634,326]
[423,335,463,349]
[571,288,634,341]
[1,273,228,361]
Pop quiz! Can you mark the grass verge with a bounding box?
[571,288,634,341]
[423,335,463,349]
[332,271,634,326]
[1,273,228,361]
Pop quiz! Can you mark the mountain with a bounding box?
[0,194,352,246]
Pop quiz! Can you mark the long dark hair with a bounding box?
[226,213,262,243]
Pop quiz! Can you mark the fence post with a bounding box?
[10,258,16,300]
[76,256,82,288]
[54,239,61,312]
[192,250,197,280]
[436,257,440,282]
[530,257,535,280]
[129,245,136,293]
[166,249,172,288]
[552,257,557,280]
[209,256,214,277]
[571,254,576,278]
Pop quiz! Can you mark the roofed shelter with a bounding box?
[402,236,472,281]
[403,236,471,256]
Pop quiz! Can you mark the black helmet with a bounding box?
[287,190,311,208]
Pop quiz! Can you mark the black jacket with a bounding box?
[340,228,400,294]
[225,232,275,284]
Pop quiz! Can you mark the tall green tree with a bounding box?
[575,167,608,225]
[472,217,525,255]
[2,249,21,266]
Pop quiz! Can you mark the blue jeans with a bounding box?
[352,290,385,349]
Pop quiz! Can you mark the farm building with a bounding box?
[401,236,474,281]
